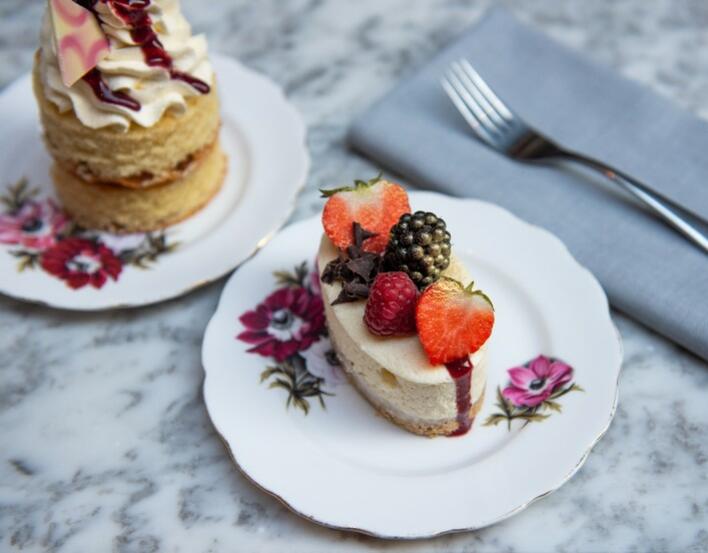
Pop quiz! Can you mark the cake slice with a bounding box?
[317,177,495,437]
[319,238,489,436]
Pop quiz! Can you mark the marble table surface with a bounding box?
[2,1,707,551]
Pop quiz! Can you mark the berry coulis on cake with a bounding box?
[317,175,495,437]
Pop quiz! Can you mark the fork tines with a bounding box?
[441,59,514,146]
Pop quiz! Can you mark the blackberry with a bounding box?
[383,211,451,289]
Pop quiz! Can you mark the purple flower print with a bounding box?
[502,355,573,408]
[485,355,582,429]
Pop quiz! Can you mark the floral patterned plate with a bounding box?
[0,54,308,309]
[202,191,623,539]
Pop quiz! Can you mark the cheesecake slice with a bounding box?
[318,236,488,437]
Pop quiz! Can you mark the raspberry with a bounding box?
[363,272,419,336]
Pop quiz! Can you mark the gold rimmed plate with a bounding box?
[201,191,622,538]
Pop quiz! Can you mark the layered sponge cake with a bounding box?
[34,0,225,233]
[317,177,495,437]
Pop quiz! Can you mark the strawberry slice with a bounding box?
[321,175,411,253]
[416,278,494,366]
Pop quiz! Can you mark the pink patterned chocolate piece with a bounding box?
[49,0,109,87]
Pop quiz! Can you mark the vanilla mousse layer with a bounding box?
[318,236,487,437]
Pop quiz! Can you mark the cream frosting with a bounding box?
[39,0,214,131]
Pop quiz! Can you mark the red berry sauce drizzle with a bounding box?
[445,357,474,436]
[74,0,210,110]
[82,68,140,111]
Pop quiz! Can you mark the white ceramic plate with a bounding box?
[0,54,308,310]
[202,191,622,539]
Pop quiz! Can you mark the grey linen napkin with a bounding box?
[349,8,708,361]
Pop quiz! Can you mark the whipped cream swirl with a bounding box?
[39,0,214,130]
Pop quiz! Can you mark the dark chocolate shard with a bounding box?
[321,257,340,284]
[332,282,371,305]
[346,254,378,281]
[353,222,377,249]
[322,222,382,305]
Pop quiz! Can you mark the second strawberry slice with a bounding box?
[416,278,495,366]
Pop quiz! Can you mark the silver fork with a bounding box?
[442,59,708,254]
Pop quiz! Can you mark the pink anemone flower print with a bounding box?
[503,355,573,408]
[485,355,583,429]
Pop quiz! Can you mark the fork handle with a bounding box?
[556,150,708,254]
